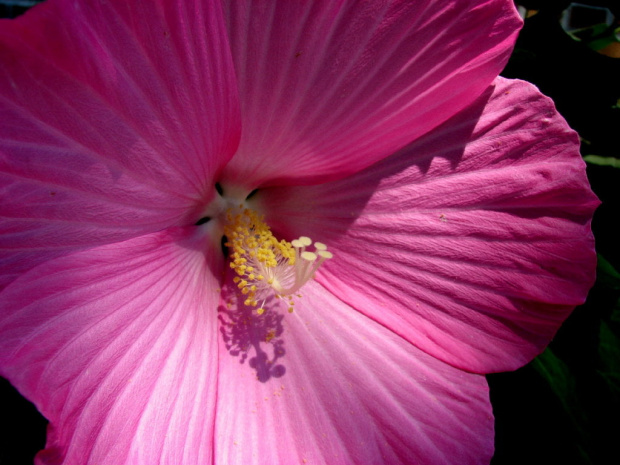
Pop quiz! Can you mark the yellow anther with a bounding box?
[223,206,333,316]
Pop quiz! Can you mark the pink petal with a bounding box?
[259,78,598,373]
[0,229,220,465]
[0,0,240,288]
[220,0,522,188]
[216,279,493,464]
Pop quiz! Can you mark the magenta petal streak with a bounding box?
[262,78,598,373]
[0,230,219,465]
[221,0,522,187]
[215,281,493,465]
[0,0,241,289]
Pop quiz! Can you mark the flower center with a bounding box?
[223,206,332,315]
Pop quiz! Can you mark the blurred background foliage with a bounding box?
[1,1,619,464]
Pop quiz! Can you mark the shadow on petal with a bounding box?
[218,277,287,383]
[257,86,491,243]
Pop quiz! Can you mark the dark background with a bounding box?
[1,1,619,464]
[490,2,620,464]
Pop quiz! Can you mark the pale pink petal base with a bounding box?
[216,279,493,465]
[260,78,598,373]
[0,230,220,465]
[221,0,521,187]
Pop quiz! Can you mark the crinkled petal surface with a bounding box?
[220,0,522,187]
[0,230,219,465]
[0,0,240,289]
[215,280,493,465]
[261,78,598,373]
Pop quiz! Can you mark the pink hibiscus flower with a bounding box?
[0,0,597,464]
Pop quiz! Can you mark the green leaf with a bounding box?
[598,299,620,394]
[532,350,585,425]
[599,319,620,394]
[597,254,620,291]
[583,155,620,168]
[532,349,592,463]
